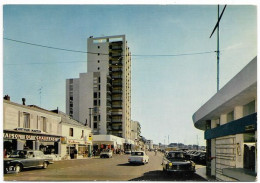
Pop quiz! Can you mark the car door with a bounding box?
[34,151,44,167]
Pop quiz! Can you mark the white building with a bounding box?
[3,97,62,159]
[3,97,93,160]
[192,57,257,181]
[51,109,93,159]
[131,120,141,141]
[146,140,153,150]
[66,35,132,143]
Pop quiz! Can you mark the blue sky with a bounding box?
[3,5,257,145]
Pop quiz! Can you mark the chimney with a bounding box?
[3,95,10,101]
[22,98,26,105]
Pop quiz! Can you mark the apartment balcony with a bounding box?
[112,67,123,72]
[112,74,122,79]
[111,110,123,115]
[112,104,122,109]
[112,88,122,94]
[112,133,122,138]
[112,82,122,87]
[112,96,122,101]
[111,126,122,131]
[107,95,112,101]
[109,44,122,50]
[112,118,122,123]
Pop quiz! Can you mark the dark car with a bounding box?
[162,151,195,174]
[4,150,54,173]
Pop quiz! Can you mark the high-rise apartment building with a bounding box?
[66,35,131,140]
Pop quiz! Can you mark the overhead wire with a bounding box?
[4,37,217,65]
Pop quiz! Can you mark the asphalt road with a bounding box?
[4,151,207,181]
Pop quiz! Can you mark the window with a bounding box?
[69,128,74,137]
[94,123,97,129]
[98,46,100,49]
[23,113,30,128]
[243,100,256,116]
[227,111,234,122]
[98,67,100,70]
[94,116,98,121]
[98,60,100,63]
[39,116,47,132]
[81,130,84,138]
[94,100,98,106]
[94,92,98,98]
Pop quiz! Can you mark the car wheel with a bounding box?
[15,164,22,173]
[42,162,48,169]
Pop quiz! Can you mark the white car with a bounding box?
[128,151,149,164]
[100,150,113,158]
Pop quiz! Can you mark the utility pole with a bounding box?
[89,108,93,128]
[210,5,227,92]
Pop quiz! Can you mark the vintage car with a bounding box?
[100,149,113,158]
[128,151,149,164]
[4,150,54,173]
[162,151,195,174]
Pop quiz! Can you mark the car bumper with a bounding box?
[128,161,145,164]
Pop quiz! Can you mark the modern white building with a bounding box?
[192,57,257,181]
[66,35,132,142]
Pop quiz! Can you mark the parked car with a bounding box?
[125,149,132,154]
[162,151,195,174]
[128,151,149,164]
[190,151,206,163]
[4,150,54,173]
[100,149,113,158]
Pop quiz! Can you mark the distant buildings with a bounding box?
[192,57,257,181]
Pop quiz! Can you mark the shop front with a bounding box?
[63,139,92,159]
[4,129,61,157]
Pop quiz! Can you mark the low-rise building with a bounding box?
[192,57,257,181]
[51,109,93,159]
[3,97,62,160]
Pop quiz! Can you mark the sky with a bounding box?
[2,3,258,145]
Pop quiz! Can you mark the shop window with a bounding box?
[23,112,30,128]
[69,128,74,137]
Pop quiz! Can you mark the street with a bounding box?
[4,152,207,181]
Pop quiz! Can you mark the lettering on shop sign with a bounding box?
[4,133,58,142]
[4,133,21,139]
[68,140,81,144]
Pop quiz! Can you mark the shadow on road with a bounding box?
[117,163,144,166]
[129,170,207,181]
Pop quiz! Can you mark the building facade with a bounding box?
[51,110,93,159]
[3,98,62,159]
[192,57,257,181]
[66,35,132,141]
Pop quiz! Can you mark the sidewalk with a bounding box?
[196,166,215,181]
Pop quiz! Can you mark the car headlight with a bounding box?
[191,162,195,166]
[169,162,172,166]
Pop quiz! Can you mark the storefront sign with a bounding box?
[4,132,60,142]
[68,140,81,144]
[14,128,42,133]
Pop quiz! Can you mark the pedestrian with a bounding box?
[93,149,96,157]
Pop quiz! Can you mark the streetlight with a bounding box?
[88,108,93,128]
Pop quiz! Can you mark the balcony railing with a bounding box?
[112,75,122,79]
[112,118,122,123]
[111,111,123,115]
[112,96,122,101]
[112,82,122,87]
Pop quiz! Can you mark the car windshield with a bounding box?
[9,150,28,158]
[167,152,184,159]
[131,152,144,156]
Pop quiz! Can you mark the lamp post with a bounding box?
[88,108,93,128]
